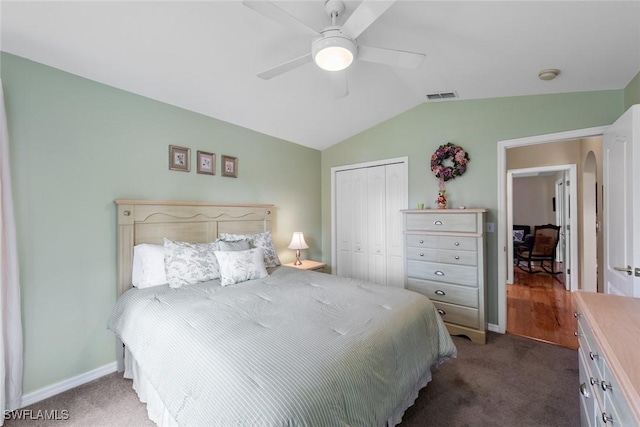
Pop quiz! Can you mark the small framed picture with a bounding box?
[222,155,238,178]
[197,151,216,175]
[169,145,190,172]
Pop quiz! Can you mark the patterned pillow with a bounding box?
[163,238,220,288]
[219,231,281,268]
[217,239,251,252]
[512,229,525,243]
[214,248,269,286]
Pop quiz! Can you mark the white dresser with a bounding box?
[402,209,487,344]
[575,291,640,427]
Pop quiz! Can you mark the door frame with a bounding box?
[496,127,607,334]
[330,157,409,274]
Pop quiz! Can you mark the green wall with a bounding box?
[625,70,640,110]
[321,90,625,325]
[1,53,321,393]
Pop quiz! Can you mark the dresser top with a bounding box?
[575,291,640,422]
[401,208,487,213]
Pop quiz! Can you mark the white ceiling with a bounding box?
[2,1,640,150]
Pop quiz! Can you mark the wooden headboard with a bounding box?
[115,200,275,296]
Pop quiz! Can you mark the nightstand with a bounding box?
[283,260,326,272]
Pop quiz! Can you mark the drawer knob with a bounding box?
[579,383,589,398]
[434,271,445,276]
[435,290,445,296]
[419,240,424,244]
[437,309,446,316]
[419,253,424,257]
[574,331,581,338]
[574,312,581,318]
[602,412,613,424]
[589,351,599,361]
[590,377,597,386]
[455,255,460,260]
[455,241,460,246]
[433,220,443,225]
[601,381,612,392]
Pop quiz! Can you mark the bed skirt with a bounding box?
[124,347,434,427]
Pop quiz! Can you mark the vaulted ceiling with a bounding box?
[2,1,639,150]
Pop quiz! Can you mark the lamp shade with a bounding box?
[288,232,309,250]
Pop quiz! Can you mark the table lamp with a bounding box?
[288,232,309,265]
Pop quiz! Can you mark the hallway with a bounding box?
[506,268,578,349]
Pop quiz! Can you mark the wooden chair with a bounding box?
[516,224,561,274]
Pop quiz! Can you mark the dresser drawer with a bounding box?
[578,316,604,380]
[407,278,478,308]
[579,349,596,427]
[406,247,438,262]
[602,361,635,426]
[432,300,479,329]
[406,234,438,248]
[407,260,478,287]
[437,236,477,251]
[405,212,479,233]
[437,249,477,266]
[406,247,477,266]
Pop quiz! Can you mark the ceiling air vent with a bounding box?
[425,91,458,101]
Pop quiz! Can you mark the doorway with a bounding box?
[506,164,577,290]
[507,165,576,348]
[496,126,607,334]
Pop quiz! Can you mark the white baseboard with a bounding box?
[488,323,502,333]
[21,361,117,408]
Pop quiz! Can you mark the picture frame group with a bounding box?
[168,145,237,178]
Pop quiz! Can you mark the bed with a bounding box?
[108,200,456,426]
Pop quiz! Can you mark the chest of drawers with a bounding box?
[575,292,640,427]
[402,209,487,344]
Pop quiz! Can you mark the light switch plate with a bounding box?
[486,222,495,233]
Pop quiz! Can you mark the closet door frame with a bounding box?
[331,157,409,279]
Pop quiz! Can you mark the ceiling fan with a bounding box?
[243,0,426,98]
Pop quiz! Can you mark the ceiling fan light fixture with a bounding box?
[312,32,356,71]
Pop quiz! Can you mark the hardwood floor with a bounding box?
[507,266,578,349]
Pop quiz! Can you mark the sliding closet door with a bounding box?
[334,160,407,286]
[351,168,369,281]
[336,167,368,280]
[385,163,406,287]
[335,170,353,278]
[367,166,387,285]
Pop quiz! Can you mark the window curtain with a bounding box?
[0,79,23,423]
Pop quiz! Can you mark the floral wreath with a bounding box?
[430,142,470,182]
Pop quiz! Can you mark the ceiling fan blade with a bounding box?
[358,45,425,69]
[341,0,395,39]
[257,53,313,80]
[243,1,320,36]
[331,70,349,99]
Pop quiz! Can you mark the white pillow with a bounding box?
[132,244,168,288]
[214,248,269,286]
[219,231,281,268]
[163,238,220,288]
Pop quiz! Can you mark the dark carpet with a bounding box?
[401,332,579,427]
[6,333,579,427]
